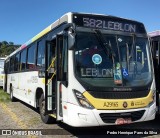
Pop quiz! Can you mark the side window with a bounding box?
[57,35,68,81]
[14,53,20,72]
[37,40,45,68]
[20,49,27,71]
[7,60,10,73]
[27,44,36,70]
[10,56,15,72]
[63,37,68,77]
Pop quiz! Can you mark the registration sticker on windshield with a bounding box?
[92,54,102,65]
[114,63,122,84]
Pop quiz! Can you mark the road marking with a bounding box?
[0,102,28,129]
[0,102,38,138]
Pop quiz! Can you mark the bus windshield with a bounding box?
[74,32,152,88]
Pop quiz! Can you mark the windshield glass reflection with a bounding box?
[74,32,152,87]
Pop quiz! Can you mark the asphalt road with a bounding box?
[0,100,160,138]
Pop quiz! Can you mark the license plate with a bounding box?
[115,118,132,125]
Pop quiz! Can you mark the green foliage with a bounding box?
[0,41,20,57]
[0,89,10,102]
[1,41,8,46]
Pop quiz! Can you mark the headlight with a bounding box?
[73,89,94,109]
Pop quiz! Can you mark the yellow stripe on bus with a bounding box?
[0,75,4,79]
[49,114,56,118]
[42,78,45,84]
[32,26,51,42]
[83,91,153,110]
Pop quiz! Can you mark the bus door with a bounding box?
[45,39,57,114]
[152,40,160,112]
[45,34,67,121]
[56,34,68,121]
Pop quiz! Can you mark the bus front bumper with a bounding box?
[64,102,156,127]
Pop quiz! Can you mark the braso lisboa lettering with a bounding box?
[81,68,113,77]
[83,18,136,33]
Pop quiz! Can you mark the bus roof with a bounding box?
[6,12,145,59]
[148,30,160,37]
[18,12,145,48]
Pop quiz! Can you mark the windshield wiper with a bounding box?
[129,34,136,60]
[125,35,136,74]
[94,30,116,58]
[126,43,130,70]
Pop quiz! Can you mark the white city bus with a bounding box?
[0,57,5,89]
[148,30,160,113]
[4,12,156,127]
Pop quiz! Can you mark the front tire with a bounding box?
[39,94,54,124]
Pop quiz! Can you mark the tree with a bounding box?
[0,42,2,48]
[1,41,8,46]
[0,41,20,57]
[9,42,14,45]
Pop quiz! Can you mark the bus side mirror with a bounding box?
[68,28,75,50]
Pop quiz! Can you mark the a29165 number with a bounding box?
[103,102,118,107]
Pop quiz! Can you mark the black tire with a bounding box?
[10,85,16,102]
[39,94,55,124]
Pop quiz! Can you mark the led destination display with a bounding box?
[73,13,146,34]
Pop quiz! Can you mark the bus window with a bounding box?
[26,44,36,70]
[37,40,45,68]
[10,56,15,72]
[135,37,149,73]
[14,53,20,71]
[20,49,27,71]
[57,35,68,81]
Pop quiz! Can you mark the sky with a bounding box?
[0,0,159,45]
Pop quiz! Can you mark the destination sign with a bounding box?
[72,13,146,34]
[83,18,136,33]
[80,68,113,78]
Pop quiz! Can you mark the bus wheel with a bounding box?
[39,94,54,124]
[10,85,16,102]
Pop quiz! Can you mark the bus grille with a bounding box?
[88,91,149,99]
[99,110,145,123]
